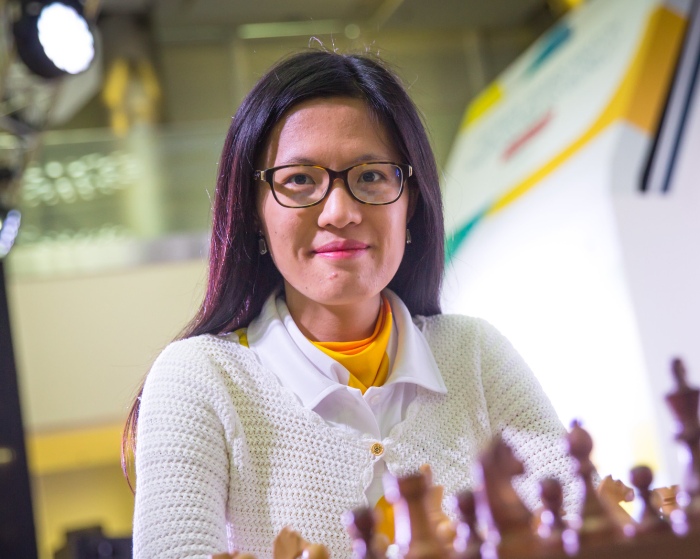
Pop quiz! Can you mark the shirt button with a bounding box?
[370,442,384,457]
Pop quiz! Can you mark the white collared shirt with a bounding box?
[243,289,447,506]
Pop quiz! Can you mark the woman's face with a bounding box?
[256,97,412,314]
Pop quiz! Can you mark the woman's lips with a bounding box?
[313,240,369,259]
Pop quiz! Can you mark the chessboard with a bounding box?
[213,358,700,559]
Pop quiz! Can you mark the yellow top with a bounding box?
[311,296,391,394]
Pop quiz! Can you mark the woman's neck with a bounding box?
[284,287,383,342]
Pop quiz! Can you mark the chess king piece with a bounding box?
[566,421,623,550]
[474,437,543,559]
[665,358,700,528]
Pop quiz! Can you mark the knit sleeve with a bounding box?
[477,319,581,516]
[133,338,234,559]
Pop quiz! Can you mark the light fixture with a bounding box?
[13,0,95,79]
[0,207,21,258]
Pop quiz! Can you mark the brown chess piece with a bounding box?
[629,465,673,537]
[536,478,567,555]
[596,475,635,528]
[665,358,700,529]
[386,472,444,559]
[344,507,386,559]
[419,464,458,554]
[566,420,623,550]
[475,437,543,559]
[273,526,308,559]
[452,490,483,559]
[651,485,680,520]
[302,543,330,559]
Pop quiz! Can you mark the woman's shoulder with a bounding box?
[145,333,255,388]
[413,312,494,339]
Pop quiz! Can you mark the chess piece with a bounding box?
[387,472,444,559]
[453,490,483,559]
[566,421,622,550]
[419,464,458,552]
[651,485,680,520]
[475,437,543,559]
[302,544,330,559]
[665,358,700,528]
[536,478,566,555]
[596,475,635,528]
[273,526,308,559]
[629,465,673,537]
[344,507,385,559]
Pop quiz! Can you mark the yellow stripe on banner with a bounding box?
[462,82,505,130]
[487,6,686,216]
[27,423,124,476]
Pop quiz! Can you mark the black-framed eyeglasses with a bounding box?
[254,161,412,208]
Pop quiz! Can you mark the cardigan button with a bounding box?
[370,442,384,457]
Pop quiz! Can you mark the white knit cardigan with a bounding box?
[133,314,579,559]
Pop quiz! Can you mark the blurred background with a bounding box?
[1,0,699,557]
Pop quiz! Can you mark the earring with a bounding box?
[406,228,412,245]
[258,235,268,255]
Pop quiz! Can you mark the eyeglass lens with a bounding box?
[271,163,403,207]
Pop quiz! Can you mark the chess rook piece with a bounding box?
[390,472,444,559]
[665,358,700,528]
[475,437,543,559]
[536,478,566,555]
[651,485,680,520]
[566,421,622,550]
[630,465,673,537]
[344,507,385,559]
[453,490,483,559]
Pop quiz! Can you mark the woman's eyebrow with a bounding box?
[275,154,393,167]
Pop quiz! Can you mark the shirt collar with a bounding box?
[246,289,446,410]
[383,289,447,394]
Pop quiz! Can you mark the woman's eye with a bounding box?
[288,174,314,186]
[359,171,383,182]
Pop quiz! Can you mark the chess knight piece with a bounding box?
[474,437,543,559]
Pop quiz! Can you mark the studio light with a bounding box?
[0,207,21,258]
[13,0,95,79]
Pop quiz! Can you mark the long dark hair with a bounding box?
[122,49,445,485]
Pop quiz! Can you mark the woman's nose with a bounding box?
[317,178,363,229]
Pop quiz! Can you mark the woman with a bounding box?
[127,50,577,559]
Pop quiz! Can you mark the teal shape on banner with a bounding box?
[445,208,487,264]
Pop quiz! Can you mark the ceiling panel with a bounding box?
[384,0,548,29]
[99,0,549,30]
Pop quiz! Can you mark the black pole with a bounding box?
[0,258,38,559]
